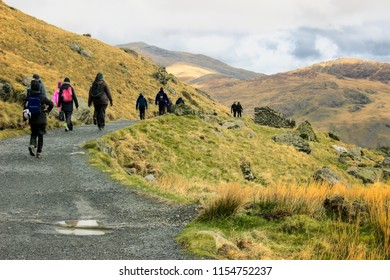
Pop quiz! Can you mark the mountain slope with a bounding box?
[0,1,228,134]
[118,42,263,84]
[204,58,390,148]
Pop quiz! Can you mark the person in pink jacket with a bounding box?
[52,81,62,109]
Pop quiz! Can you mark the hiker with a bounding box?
[231,102,237,117]
[136,93,148,120]
[58,77,79,132]
[27,73,47,98]
[175,97,185,105]
[24,79,54,158]
[88,73,113,131]
[155,87,169,115]
[236,102,243,118]
[52,81,64,122]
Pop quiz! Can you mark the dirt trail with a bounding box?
[0,120,197,260]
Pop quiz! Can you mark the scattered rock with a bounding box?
[323,195,369,224]
[328,131,341,141]
[222,120,245,130]
[272,132,311,154]
[0,80,14,101]
[144,174,156,182]
[96,139,117,158]
[313,166,342,186]
[347,167,380,184]
[296,120,318,142]
[240,162,256,181]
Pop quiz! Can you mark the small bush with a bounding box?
[197,184,249,221]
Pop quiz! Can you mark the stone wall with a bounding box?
[254,106,295,128]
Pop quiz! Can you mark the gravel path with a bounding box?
[0,120,198,260]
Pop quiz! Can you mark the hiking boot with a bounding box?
[36,152,43,159]
[98,127,104,131]
[64,122,69,132]
[28,145,36,157]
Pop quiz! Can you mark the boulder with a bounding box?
[272,132,311,154]
[347,167,380,184]
[222,120,245,130]
[328,131,341,141]
[313,166,342,186]
[296,120,318,142]
[323,195,369,224]
[240,162,256,181]
[0,81,14,101]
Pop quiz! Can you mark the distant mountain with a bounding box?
[205,58,390,148]
[117,42,263,84]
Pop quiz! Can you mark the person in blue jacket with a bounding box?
[136,93,148,120]
[155,87,169,115]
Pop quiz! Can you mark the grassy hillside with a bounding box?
[85,113,390,259]
[203,58,390,148]
[0,1,228,137]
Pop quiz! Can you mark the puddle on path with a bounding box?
[55,220,112,236]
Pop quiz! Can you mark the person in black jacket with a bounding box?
[25,79,54,158]
[231,102,237,117]
[136,93,148,120]
[236,102,243,118]
[155,87,169,115]
[58,77,79,132]
[88,73,113,131]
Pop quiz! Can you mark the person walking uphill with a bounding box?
[88,73,113,131]
[136,93,148,120]
[155,87,169,115]
[58,77,79,132]
[236,102,243,118]
[24,79,54,158]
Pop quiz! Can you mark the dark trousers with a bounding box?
[95,104,108,128]
[158,104,166,115]
[30,124,46,153]
[139,106,146,120]
[237,110,242,118]
[64,111,73,131]
[233,110,237,117]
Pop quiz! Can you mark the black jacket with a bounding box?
[58,83,79,112]
[25,92,54,125]
[136,95,148,109]
[88,80,113,106]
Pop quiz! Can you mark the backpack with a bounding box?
[138,97,147,107]
[62,87,73,102]
[90,83,104,98]
[26,94,41,117]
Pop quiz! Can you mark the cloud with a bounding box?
[4,0,390,74]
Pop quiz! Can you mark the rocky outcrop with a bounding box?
[313,166,342,186]
[347,167,380,184]
[0,80,13,101]
[254,107,295,128]
[272,132,311,154]
[240,162,256,181]
[296,120,318,142]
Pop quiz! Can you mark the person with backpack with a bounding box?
[236,102,243,118]
[231,102,238,118]
[58,77,79,132]
[52,81,65,121]
[88,73,113,131]
[155,87,169,115]
[27,73,47,98]
[136,93,148,120]
[24,79,54,158]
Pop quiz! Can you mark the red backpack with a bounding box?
[62,87,73,102]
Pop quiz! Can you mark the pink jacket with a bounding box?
[52,89,61,109]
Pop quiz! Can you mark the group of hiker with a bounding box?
[231,101,243,118]
[23,73,112,158]
[23,73,244,159]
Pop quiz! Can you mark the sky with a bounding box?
[4,0,390,74]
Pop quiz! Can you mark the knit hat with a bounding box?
[33,74,40,79]
[57,81,62,88]
[64,77,70,83]
[96,73,104,80]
